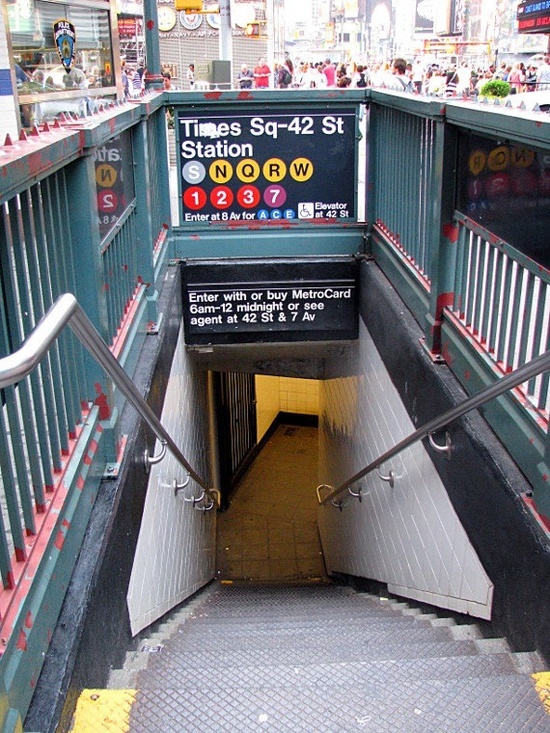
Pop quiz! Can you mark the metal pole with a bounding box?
[142,0,163,89]
[219,0,233,87]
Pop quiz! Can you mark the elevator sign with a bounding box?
[182,258,358,344]
[177,107,357,226]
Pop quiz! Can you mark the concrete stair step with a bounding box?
[169,584,473,628]
[107,582,548,733]
[122,673,548,733]
[186,582,385,607]
[112,651,521,690]
[173,605,449,626]
[172,613,455,637]
[186,600,395,619]
[180,610,401,628]
[127,638,488,673]
[147,623,457,656]
[119,633,538,682]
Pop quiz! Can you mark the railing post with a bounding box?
[536,434,550,522]
[364,100,377,256]
[131,118,166,321]
[142,0,163,90]
[66,156,109,338]
[65,155,118,461]
[150,109,172,243]
[424,117,459,357]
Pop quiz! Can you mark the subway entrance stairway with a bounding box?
[67,424,550,732]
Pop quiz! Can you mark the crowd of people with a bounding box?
[123,52,550,97]
[233,54,550,96]
[121,60,147,97]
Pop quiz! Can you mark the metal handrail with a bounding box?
[317,349,550,505]
[0,293,219,507]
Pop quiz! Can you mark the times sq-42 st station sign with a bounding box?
[177,107,358,226]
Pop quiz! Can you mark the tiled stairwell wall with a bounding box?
[317,320,494,619]
[256,375,319,440]
[127,324,216,635]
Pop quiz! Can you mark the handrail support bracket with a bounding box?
[428,430,452,460]
[144,440,167,473]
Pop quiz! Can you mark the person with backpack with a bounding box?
[278,59,293,89]
[445,67,459,97]
[387,57,413,92]
[355,65,368,88]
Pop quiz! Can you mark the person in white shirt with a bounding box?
[456,62,472,96]
[536,56,550,90]
[310,63,327,88]
[294,62,311,88]
[186,63,195,90]
[385,58,413,92]
[412,59,424,93]
[236,64,253,89]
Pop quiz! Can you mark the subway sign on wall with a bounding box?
[176,107,358,226]
[182,257,358,345]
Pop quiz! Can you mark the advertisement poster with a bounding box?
[458,133,550,268]
[517,1,550,32]
[177,107,357,226]
[415,0,434,32]
[95,133,135,240]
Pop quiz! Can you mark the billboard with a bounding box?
[415,0,434,33]
[517,1,550,33]
[432,0,463,35]
[432,0,452,35]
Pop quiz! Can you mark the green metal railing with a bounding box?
[450,212,550,415]
[368,97,441,284]
[1,173,89,568]
[0,292,216,730]
[0,97,173,730]
[366,90,549,515]
[0,293,216,500]
[0,87,549,732]
[101,203,140,344]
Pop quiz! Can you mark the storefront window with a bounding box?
[9,0,115,125]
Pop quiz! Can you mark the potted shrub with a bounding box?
[479,79,510,99]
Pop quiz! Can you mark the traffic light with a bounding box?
[245,22,260,36]
[174,0,202,11]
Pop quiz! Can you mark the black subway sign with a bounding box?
[182,258,358,344]
[177,107,357,226]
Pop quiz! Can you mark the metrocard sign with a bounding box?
[182,257,359,345]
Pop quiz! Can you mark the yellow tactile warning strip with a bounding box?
[533,672,550,715]
[69,689,137,732]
